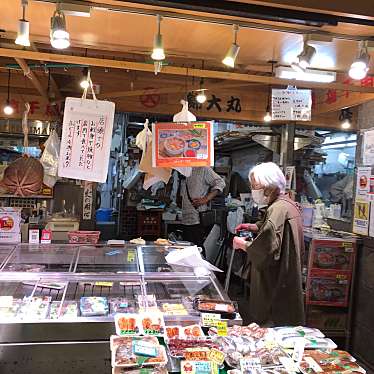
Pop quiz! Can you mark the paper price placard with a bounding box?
[208,348,225,366]
[240,357,261,373]
[201,313,220,327]
[216,320,227,336]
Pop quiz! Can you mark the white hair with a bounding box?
[249,162,286,194]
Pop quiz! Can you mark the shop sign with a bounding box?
[58,97,115,183]
[82,182,93,220]
[152,122,214,168]
[272,88,312,121]
[187,92,242,113]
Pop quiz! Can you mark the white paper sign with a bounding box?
[369,203,374,237]
[58,97,115,183]
[363,129,374,166]
[272,89,312,121]
[353,200,369,236]
[356,167,371,200]
[285,166,296,190]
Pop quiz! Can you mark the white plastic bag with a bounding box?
[135,119,151,151]
[40,130,60,187]
[227,207,244,234]
[173,100,196,122]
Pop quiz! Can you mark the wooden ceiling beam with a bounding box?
[14,58,49,103]
[1,48,374,93]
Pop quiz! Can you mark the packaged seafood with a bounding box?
[49,301,78,319]
[0,298,22,319]
[109,298,136,314]
[140,312,165,336]
[182,325,205,339]
[137,295,158,311]
[80,297,109,317]
[18,296,52,320]
[167,339,219,358]
[161,303,188,316]
[194,298,237,319]
[166,326,182,340]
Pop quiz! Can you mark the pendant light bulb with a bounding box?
[341,119,351,129]
[349,43,370,80]
[80,68,90,89]
[50,8,70,49]
[264,112,272,123]
[151,15,165,61]
[291,40,316,72]
[223,25,240,68]
[339,108,353,130]
[196,90,207,104]
[3,101,14,116]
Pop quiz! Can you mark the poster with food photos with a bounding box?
[58,97,115,183]
[152,122,214,168]
[356,166,371,200]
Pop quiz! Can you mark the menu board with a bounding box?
[272,89,312,121]
[152,122,214,168]
[58,97,115,183]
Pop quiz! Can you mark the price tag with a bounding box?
[217,320,227,336]
[94,282,113,287]
[127,250,136,263]
[201,313,220,327]
[208,348,225,366]
[181,360,212,374]
[193,124,206,129]
[304,357,323,373]
[240,358,261,373]
[292,339,305,364]
[214,303,230,312]
[279,357,298,373]
[133,340,158,357]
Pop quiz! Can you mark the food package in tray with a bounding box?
[115,314,141,336]
[194,297,237,319]
[112,367,168,374]
[18,296,52,320]
[0,297,22,319]
[137,294,158,312]
[110,335,167,368]
[161,302,188,316]
[109,298,136,314]
[80,297,109,317]
[272,326,338,350]
[49,301,78,319]
[299,350,366,374]
[165,325,205,340]
[167,338,220,358]
[140,312,165,336]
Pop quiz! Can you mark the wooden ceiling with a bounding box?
[0,0,373,129]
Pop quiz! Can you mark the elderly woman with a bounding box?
[233,162,305,326]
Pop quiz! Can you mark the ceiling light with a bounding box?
[276,66,336,83]
[339,108,353,130]
[151,15,165,61]
[291,40,316,72]
[196,90,207,104]
[3,70,13,116]
[80,67,90,89]
[223,25,240,68]
[50,6,70,49]
[349,42,370,80]
[15,1,30,47]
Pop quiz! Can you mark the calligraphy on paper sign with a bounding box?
[83,182,93,220]
[58,97,115,183]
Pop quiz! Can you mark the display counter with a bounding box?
[0,243,239,373]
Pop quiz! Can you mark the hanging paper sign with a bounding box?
[58,97,115,183]
[272,89,312,121]
[152,122,214,168]
[363,129,374,166]
[356,167,371,200]
[285,166,296,190]
[368,176,374,201]
[82,182,93,220]
[353,200,369,235]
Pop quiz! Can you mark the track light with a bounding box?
[15,1,30,47]
[3,70,13,116]
[339,108,352,129]
[151,15,165,61]
[50,6,70,49]
[223,25,240,68]
[80,68,90,89]
[349,41,370,80]
[292,41,316,72]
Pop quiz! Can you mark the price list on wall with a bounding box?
[272,88,312,121]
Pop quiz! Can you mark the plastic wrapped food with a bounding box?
[4,264,46,272]
[140,312,165,336]
[167,339,219,358]
[182,325,205,339]
[166,326,182,340]
[194,298,237,319]
[0,298,22,319]
[109,298,136,314]
[299,350,366,374]
[161,303,188,316]
[49,301,78,319]
[80,297,109,317]
[112,367,168,374]
[18,296,51,320]
[111,336,167,368]
[137,295,158,311]
[209,323,269,340]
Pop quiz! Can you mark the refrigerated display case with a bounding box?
[0,243,239,373]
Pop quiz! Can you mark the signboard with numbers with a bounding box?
[152,122,214,168]
[58,97,115,183]
[272,89,312,121]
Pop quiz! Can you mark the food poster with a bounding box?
[58,97,115,183]
[363,129,374,166]
[152,122,214,168]
[353,200,369,236]
[356,167,371,200]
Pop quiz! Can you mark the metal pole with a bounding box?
[280,123,295,166]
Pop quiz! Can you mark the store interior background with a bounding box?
[0,0,374,372]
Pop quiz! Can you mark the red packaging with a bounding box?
[306,269,351,307]
[309,239,356,271]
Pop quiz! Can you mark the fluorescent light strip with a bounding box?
[276,66,336,83]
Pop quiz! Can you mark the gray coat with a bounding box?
[243,196,305,326]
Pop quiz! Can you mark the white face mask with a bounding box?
[252,189,268,206]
